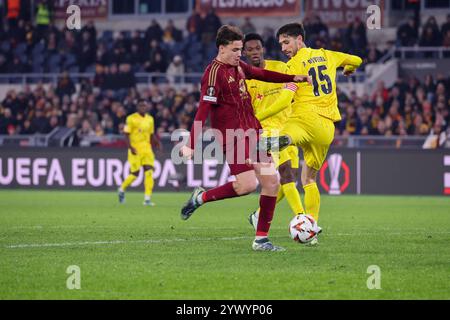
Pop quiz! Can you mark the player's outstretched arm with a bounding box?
[255,84,297,122]
[337,52,363,68]
[335,52,363,76]
[240,61,311,84]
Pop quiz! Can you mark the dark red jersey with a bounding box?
[188,59,295,149]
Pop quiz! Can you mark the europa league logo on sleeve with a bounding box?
[320,153,350,195]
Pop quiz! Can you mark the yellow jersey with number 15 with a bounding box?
[286,47,361,122]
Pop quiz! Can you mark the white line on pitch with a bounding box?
[4,231,450,249]
[4,236,256,249]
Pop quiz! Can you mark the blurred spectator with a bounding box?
[241,17,256,35]
[81,20,97,48]
[77,119,95,140]
[304,15,329,46]
[78,30,96,72]
[6,0,20,31]
[345,17,367,57]
[117,64,136,90]
[30,108,50,133]
[35,0,52,42]
[419,25,442,47]
[201,8,222,45]
[144,39,165,68]
[441,14,450,37]
[145,19,163,43]
[127,43,145,68]
[55,72,76,100]
[423,16,441,40]
[0,107,15,134]
[442,29,450,49]
[419,16,442,53]
[166,55,185,84]
[423,123,447,148]
[186,10,203,40]
[0,2,4,36]
[8,55,30,73]
[163,19,182,44]
[397,17,418,46]
[145,52,167,73]
[261,27,281,60]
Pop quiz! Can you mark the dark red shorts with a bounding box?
[223,135,271,176]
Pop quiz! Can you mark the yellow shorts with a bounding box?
[272,145,299,169]
[128,149,154,173]
[281,111,335,171]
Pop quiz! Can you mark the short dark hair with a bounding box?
[137,98,148,105]
[243,33,264,47]
[276,23,306,41]
[216,25,244,48]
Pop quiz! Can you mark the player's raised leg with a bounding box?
[180,169,255,221]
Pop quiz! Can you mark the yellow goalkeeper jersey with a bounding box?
[246,60,292,131]
[286,47,361,122]
[124,113,154,153]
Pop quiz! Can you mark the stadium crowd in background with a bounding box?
[0,73,448,143]
[1,6,450,74]
[0,4,449,142]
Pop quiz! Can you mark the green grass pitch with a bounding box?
[0,190,449,300]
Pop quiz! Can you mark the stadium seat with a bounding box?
[85,64,96,73]
[13,43,27,56]
[68,65,79,73]
[48,54,62,73]
[122,30,131,39]
[1,41,11,53]
[102,30,113,41]
[32,63,44,74]
[32,42,45,56]
[63,53,77,69]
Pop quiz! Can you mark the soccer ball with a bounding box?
[289,214,319,244]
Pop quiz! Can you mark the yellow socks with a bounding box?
[120,174,137,192]
[256,182,304,216]
[144,170,154,198]
[303,182,320,221]
[276,186,285,203]
[282,182,305,216]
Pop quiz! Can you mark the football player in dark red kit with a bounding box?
[180,25,311,252]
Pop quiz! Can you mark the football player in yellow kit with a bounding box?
[258,23,362,244]
[118,99,160,206]
[243,33,305,229]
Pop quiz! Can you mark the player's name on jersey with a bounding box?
[306,56,327,64]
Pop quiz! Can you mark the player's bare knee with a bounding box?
[261,176,279,194]
[235,179,257,195]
